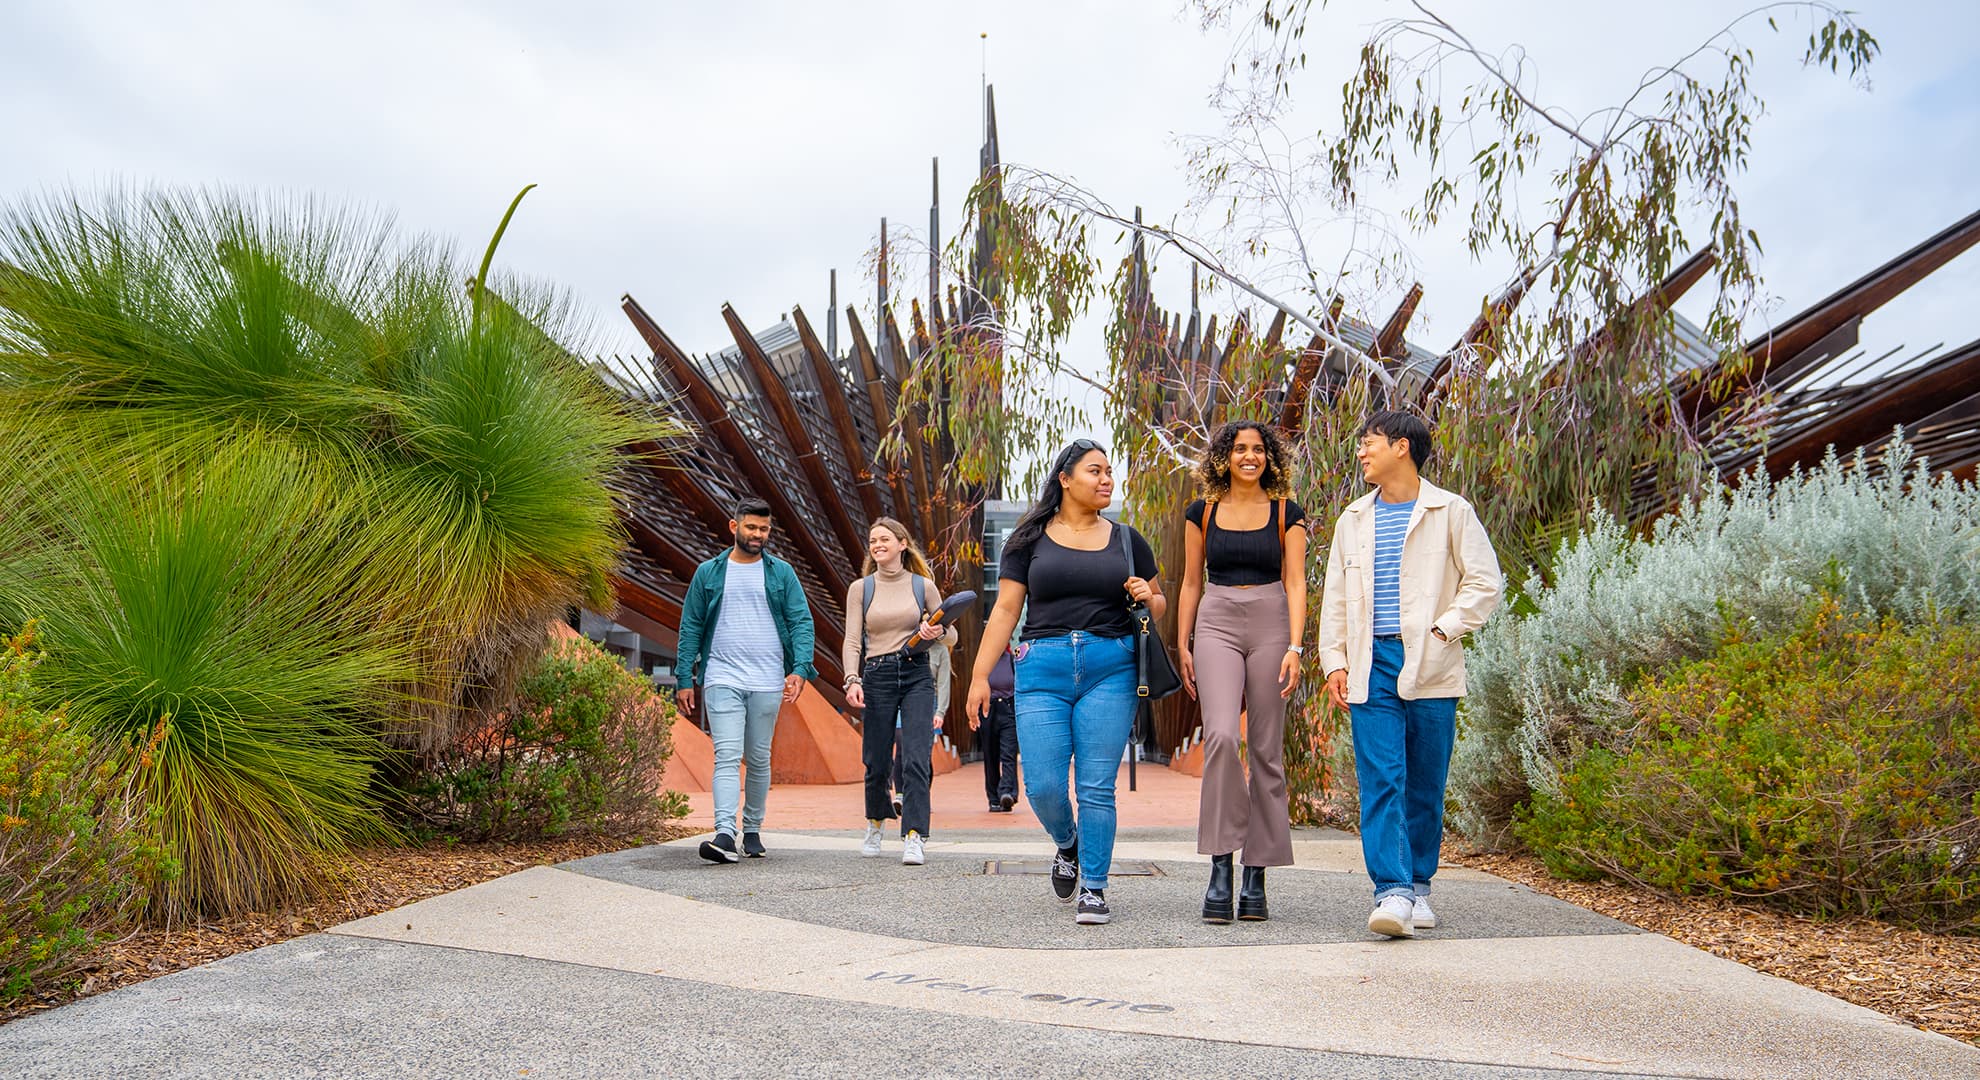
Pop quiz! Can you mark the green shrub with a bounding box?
[0,186,665,758]
[1,625,172,1003]
[404,636,688,840]
[0,444,417,923]
[0,186,667,918]
[1516,598,1980,931]
[1455,445,1980,847]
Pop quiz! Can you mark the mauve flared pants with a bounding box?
[1193,582,1294,866]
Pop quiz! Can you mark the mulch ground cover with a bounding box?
[1450,849,1980,1046]
[1,825,694,1026]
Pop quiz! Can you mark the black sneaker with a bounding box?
[1075,888,1111,925]
[1050,846,1079,902]
[742,832,766,858]
[999,793,1016,811]
[698,832,739,864]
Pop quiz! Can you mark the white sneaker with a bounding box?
[861,821,884,857]
[1368,895,1416,938]
[1412,895,1437,929]
[902,830,926,866]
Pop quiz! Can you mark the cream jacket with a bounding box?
[1317,478,1503,703]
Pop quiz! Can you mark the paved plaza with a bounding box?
[4,769,1977,1080]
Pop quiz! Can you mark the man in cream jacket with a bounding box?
[1318,410,1502,939]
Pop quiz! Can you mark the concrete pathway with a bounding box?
[681,759,1209,831]
[4,827,1976,1079]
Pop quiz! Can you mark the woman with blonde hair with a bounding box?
[1176,421,1307,922]
[843,517,954,865]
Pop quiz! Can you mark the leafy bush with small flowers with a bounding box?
[1,624,172,1003]
[1453,441,1980,849]
[403,635,688,840]
[1515,598,1980,930]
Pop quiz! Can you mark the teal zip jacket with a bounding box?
[675,551,819,690]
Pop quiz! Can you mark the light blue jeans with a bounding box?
[1013,632,1138,890]
[704,684,781,838]
[1349,637,1459,901]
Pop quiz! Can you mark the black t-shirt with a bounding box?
[1185,499,1307,586]
[999,522,1159,640]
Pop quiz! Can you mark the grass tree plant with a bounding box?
[0,186,655,919]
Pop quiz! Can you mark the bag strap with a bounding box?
[1120,522,1152,696]
[1203,499,1216,546]
[859,574,875,662]
[862,573,935,660]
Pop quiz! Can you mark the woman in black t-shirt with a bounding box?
[1175,421,1308,923]
[967,439,1165,926]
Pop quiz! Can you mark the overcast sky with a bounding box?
[6,1,1976,448]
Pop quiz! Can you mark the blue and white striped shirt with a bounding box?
[1371,496,1416,636]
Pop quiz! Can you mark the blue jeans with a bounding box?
[1349,637,1458,901]
[1013,632,1137,890]
[704,684,781,838]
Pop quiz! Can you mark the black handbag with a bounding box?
[1120,522,1182,700]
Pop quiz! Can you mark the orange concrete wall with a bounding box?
[767,683,866,784]
[1169,712,1248,778]
[666,686,965,790]
[662,713,715,793]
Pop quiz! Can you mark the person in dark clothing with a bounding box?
[967,439,1166,926]
[973,646,1020,811]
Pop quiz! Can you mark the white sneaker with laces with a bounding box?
[1367,895,1416,938]
[861,821,884,857]
[902,830,926,866]
[1412,895,1437,929]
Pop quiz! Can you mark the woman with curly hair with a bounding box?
[1176,421,1308,923]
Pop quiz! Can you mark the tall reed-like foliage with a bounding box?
[0,443,418,919]
[0,187,656,917]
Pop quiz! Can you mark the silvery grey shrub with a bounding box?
[1451,438,1980,849]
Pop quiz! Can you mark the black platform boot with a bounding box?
[1201,853,1235,924]
[1238,865,1268,921]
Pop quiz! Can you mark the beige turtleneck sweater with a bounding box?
[843,565,957,676]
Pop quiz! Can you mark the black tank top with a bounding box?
[1185,499,1306,586]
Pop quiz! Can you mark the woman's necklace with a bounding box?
[1055,514,1102,535]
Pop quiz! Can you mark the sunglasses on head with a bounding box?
[1061,438,1103,463]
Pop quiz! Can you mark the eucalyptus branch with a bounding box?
[1004,165,1397,391]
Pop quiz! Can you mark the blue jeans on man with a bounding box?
[1349,636,1458,901]
[703,685,781,838]
[1013,632,1137,891]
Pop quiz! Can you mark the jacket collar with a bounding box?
[702,550,783,573]
[1344,477,1455,514]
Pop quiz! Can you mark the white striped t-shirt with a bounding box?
[703,557,787,692]
[1371,496,1416,636]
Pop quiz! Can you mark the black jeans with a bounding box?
[862,650,934,836]
[981,695,1019,805]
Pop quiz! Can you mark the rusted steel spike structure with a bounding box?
[1681,207,1980,484]
[601,86,1004,749]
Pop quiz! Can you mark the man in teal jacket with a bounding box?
[675,497,818,864]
